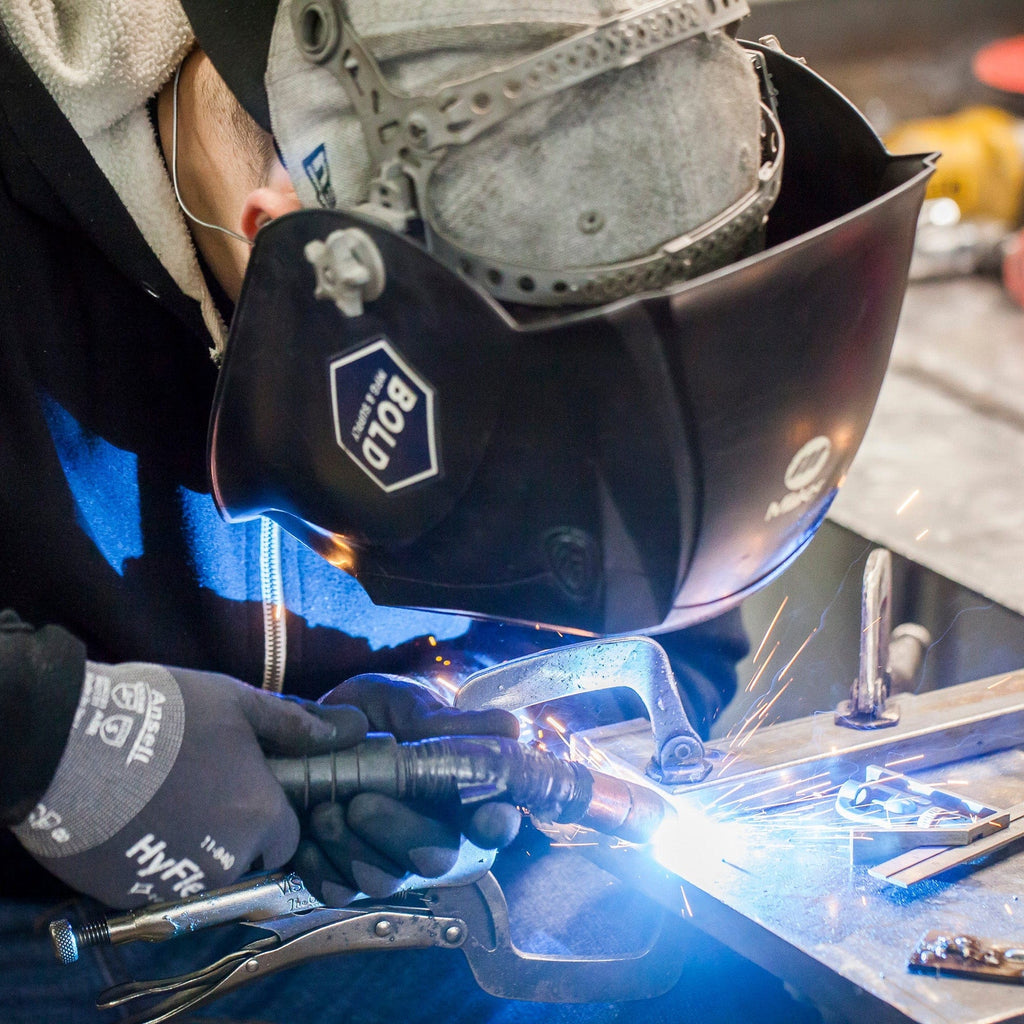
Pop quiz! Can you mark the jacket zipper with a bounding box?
[260,516,287,692]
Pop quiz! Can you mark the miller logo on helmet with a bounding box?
[764,436,834,523]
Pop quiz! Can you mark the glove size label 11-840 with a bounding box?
[329,337,439,492]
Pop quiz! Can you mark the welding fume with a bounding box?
[0,0,930,1021]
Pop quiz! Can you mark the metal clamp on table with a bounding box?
[456,635,711,785]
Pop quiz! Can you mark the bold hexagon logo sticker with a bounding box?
[329,337,439,492]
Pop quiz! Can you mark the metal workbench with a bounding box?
[578,674,1024,1024]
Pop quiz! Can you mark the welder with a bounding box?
[0,0,929,1021]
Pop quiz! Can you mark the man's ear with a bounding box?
[240,184,303,241]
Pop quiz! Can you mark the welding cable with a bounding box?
[269,733,666,844]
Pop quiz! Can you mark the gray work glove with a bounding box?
[292,674,522,905]
[12,662,367,909]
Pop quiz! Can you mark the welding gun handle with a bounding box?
[270,732,541,811]
[270,731,591,817]
[269,733,407,808]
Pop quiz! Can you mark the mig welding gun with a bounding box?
[270,731,666,843]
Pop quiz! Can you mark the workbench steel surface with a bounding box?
[631,746,1024,1024]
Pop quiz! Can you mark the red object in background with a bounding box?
[975,36,1024,307]
[974,36,1024,97]
[1004,228,1024,308]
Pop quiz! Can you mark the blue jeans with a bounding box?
[0,848,822,1023]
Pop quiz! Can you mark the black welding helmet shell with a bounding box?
[208,40,933,636]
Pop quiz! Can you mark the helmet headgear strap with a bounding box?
[283,0,783,306]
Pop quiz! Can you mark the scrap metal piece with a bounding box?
[836,548,900,729]
[835,548,933,730]
[909,930,1024,983]
[836,765,1009,863]
[871,801,1024,888]
[455,636,709,784]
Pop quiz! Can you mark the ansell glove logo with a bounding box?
[329,337,439,492]
[13,664,185,860]
[79,676,167,767]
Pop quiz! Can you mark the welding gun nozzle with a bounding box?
[577,770,667,844]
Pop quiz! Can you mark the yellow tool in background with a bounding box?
[886,105,1024,226]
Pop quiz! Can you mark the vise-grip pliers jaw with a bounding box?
[455,635,710,784]
[86,871,682,1023]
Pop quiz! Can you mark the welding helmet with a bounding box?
[185,0,934,635]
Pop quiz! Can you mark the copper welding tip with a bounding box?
[579,770,667,843]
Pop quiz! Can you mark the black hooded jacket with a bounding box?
[0,20,743,852]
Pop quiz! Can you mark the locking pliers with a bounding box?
[53,870,683,1023]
